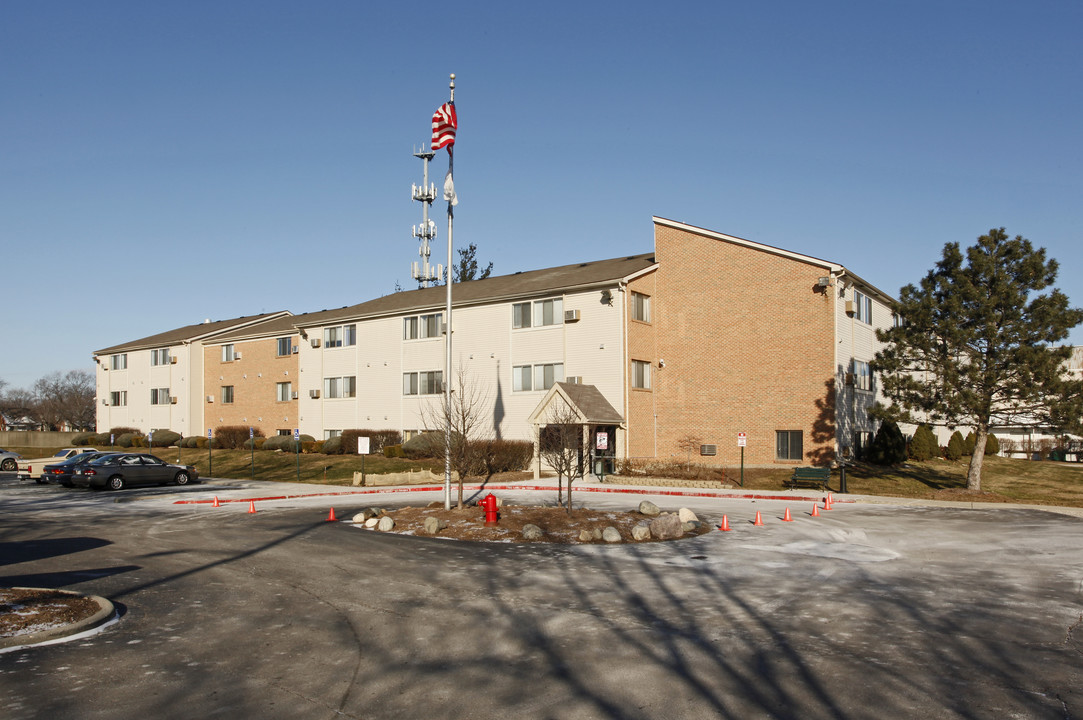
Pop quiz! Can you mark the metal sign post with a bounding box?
[737,432,747,487]
[207,429,213,478]
[249,427,255,480]
[294,428,300,482]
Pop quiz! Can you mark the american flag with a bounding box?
[431,102,457,151]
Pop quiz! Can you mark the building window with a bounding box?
[151,349,170,366]
[404,313,442,340]
[324,325,357,348]
[854,291,873,324]
[110,354,127,370]
[403,371,443,395]
[150,387,170,405]
[277,382,292,402]
[277,337,293,356]
[631,292,651,323]
[325,430,341,440]
[221,386,234,404]
[853,431,873,459]
[323,376,356,399]
[776,430,803,461]
[853,360,872,391]
[512,299,563,329]
[109,391,127,407]
[277,429,291,437]
[513,363,563,391]
[221,345,235,362]
[632,359,651,389]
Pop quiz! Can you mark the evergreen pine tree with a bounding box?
[946,431,965,461]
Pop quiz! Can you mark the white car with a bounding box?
[0,449,22,472]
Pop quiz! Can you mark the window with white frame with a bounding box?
[324,430,341,440]
[534,298,563,327]
[151,348,170,366]
[403,313,442,340]
[110,354,127,370]
[150,387,170,405]
[632,359,651,389]
[221,385,234,404]
[222,344,235,362]
[854,291,873,324]
[402,371,443,395]
[323,376,356,399]
[324,324,357,348]
[277,382,292,401]
[109,391,127,407]
[631,292,651,323]
[853,360,872,391]
[276,337,292,356]
[512,303,532,329]
[776,430,803,461]
[512,363,564,391]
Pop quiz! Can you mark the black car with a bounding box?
[71,453,198,490]
[41,451,120,487]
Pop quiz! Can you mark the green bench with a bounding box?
[789,466,830,491]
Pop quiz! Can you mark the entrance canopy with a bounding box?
[527,382,624,427]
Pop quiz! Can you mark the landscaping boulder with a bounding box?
[631,524,651,541]
[423,516,449,535]
[602,526,622,543]
[592,528,603,540]
[377,516,395,532]
[578,529,593,543]
[649,514,684,540]
[364,517,380,528]
[522,524,543,540]
[678,508,699,524]
[638,500,661,517]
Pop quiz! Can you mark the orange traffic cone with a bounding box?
[811,503,820,517]
[824,493,834,511]
[782,507,793,522]
[327,507,337,522]
[247,501,257,514]
[212,496,220,508]
[753,511,764,526]
[719,515,731,532]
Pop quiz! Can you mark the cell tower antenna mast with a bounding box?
[410,147,440,287]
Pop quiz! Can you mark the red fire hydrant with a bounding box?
[480,493,499,526]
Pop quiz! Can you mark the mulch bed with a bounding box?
[0,588,101,639]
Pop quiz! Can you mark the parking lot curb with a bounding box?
[0,589,116,651]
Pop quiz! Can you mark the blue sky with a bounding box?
[3,1,1081,388]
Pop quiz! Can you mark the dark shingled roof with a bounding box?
[209,313,303,344]
[295,253,656,327]
[94,311,291,355]
[553,382,624,424]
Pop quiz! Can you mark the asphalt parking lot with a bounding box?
[1,473,1081,719]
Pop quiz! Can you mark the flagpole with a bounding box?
[443,73,455,511]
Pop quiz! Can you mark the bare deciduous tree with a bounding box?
[419,365,491,509]
[538,396,588,515]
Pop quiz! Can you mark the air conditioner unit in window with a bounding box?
[291,391,299,400]
[102,398,109,406]
[311,338,322,348]
[234,352,242,360]
[292,346,299,354]
[206,395,214,403]
[566,376,583,384]
[170,396,178,404]
[700,444,718,456]
[845,300,855,315]
[310,389,321,399]
[564,309,581,322]
[170,356,178,364]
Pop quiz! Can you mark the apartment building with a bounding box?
[93,312,291,437]
[91,218,897,467]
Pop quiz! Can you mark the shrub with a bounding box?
[148,430,182,447]
[195,437,207,449]
[402,432,445,459]
[946,431,965,461]
[131,436,146,448]
[115,432,141,448]
[986,433,1000,455]
[243,437,266,450]
[261,435,291,451]
[963,432,976,456]
[383,444,405,458]
[338,429,403,455]
[481,439,534,474]
[109,426,140,438]
[322,436,343,455]
[867,420,907,466]
[213,425,264,450]
[181,436,202,448]
[71,432,96,446]
[300,441,319,454]
[909,425,938,461]
[89,433,112,446]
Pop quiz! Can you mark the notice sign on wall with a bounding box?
[596,431,609,451]
[737,432,747,447]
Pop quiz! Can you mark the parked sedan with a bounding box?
[71,453,198,490]
[41,451,119,487]
[0,449,22,472]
